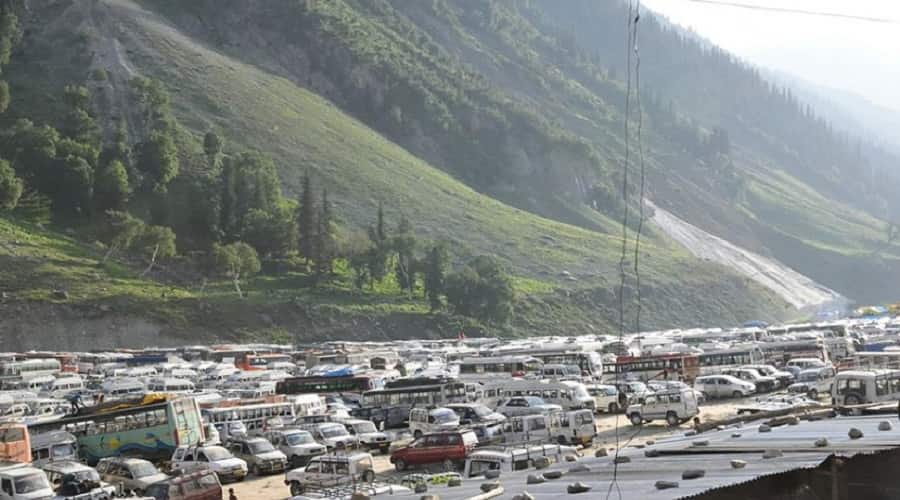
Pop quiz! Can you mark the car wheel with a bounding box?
[413,430,423,439]
[844,394,861,405]
[666,412,679,427]
[629,413,643,426]
[732,391,743,399]
[394,459,407,472]
[443,458,456,472]
[251,464,260,476]
[380,445,390,455]
[362,469,375,483]
[808,389,819,399]
[290,481,304,497]
[700,392,709,402]
[557,435,568,445]
[608,402,619,414]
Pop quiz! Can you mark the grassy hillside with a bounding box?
[0,0,792,346]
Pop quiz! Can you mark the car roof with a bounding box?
[41,460,92,473]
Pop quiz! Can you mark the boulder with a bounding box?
[848,428,864,439]
[480,481,501,493]
[879,421,893,431]
[526,474,546,485]
[564,454,578,462]
[644,449,660,458]
[543,471,564,480]
[758,424,772,433]
[568,464,591,474]
[762,450,783,459]
[730,460,747,469]
[655,481,679,490]
[447,477,462,487]
[684,430,697,436]
[594,448,609,458]
[613,456,631,464]
[731,433,742,438]
[52,289,69,300]
[692,439,709,446]
[512,493,536,500]
[414,483,428,494]
[682,469,705,480]
[786,416,800,426]
[567,482,592,494]
[814,438,829,447]
[533,457,552,469]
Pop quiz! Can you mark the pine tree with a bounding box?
[424,244,447,311]
[366,201,390,288]
[314,188,336,279]
[393,216,416,295]
[297,172,317,265]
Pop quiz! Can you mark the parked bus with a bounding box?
[831,369,900,406]
[237,353,293,371]
[201,402,296,435]
[491,348,603,378]
[0,359,61,388]
[21,353,79,373]
[698,347,764,376]
[0,423,32,463]
[29,396,205,464]
[362,379,477,408]
[275,375,376,395]
[602,354,700,383]
[480,380,594,411]
[457,356,543,381]
[759,339,829,366]
[845,351,900,371]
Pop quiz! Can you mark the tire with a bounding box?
[413,430,423,440]
[808,389,819,399]
[557,435,568,445]
[732,391,743,399]
[629,413,643,426]
[666,412,679,427]
[608,402,619,414]
[844,394,861,406]
[362,469,375,483]
[701,392,710,402]
[443,458,456,472]
[290,481,304,497]
[394,459,407,472]
[250,464,260,477]
[380,445,390,455]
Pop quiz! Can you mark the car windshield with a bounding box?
[249,441,275,453]
[15,473,50,494]
[51,443,75,458]
[286,433,314,445]
[72,469,101,482]
[798,371,819,382]
[203,446,233,461]
[433,410,457,423]
[524,396,545,406]
[130,462,160,478]
[354,422,378,433]
[472,405,493,417]
[321,426,349,438]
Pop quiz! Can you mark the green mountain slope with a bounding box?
[0,0,790,347]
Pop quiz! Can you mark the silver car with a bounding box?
[96,457,169,494]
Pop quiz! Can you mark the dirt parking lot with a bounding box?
[229,394,773,500]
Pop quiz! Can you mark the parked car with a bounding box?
[444,403,506,426]
[788,366,836,399]
[549,409,597,446]
[646,381,705,405]
[694,375,755,399]
[784,358,828,377]
[390,431,478,472]
[170,445,248,483]
[495,396,561,418]
[499,414,552,445]
[470,423,504,446]
[144,469,221,500]
[262,429,326,469]
[304,422,357,451]
[0,464,55,500]
[463,444,577,479]
[349,406,408,430]
[41,460,117,498]
[341,419,390,454]
[627,388,699,426]
[408,408,460,439]
[722,368,778,393]
[226,436,288,476]
[615,381,654,405]
[96,457,169,494]
[586,384,621,413]
[741,364,795,388]
[283,453,376,497]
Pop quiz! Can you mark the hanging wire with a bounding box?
[688,0,900,24]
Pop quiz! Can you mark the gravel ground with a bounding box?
[227,395,767,500]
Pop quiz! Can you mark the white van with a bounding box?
[39,376,84,399]
[408,408,460,439]
[482,380,594,411]
[463,444,577,479]
[101,378,146,399]
[541,364,582,380]
[549,409,596,446]
[500,414,551,444]
[587,384,620,414]
[30,430,78,467]
[288,394,327,417]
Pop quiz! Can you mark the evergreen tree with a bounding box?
[203,131,223,170]
[136,130,179,193]
[314,188,336,279]
[0,158,22,210]
[445,255,515,324]
[366,201,390,288]
[297,172,317,264]
[93,159,130,212]
[393,216,417,294]
[99,121,132,172]
[424,244,447,311]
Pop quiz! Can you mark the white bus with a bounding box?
[201,402,296,434]
[480,380,594,411]
[457,356,542,381]
[831,369,900,406]
[0,359,61,388]
[491,348,603,379]
[698,347,764,376]
[847,352,900,371]
[361,379,478,408]
[146,377,196,394]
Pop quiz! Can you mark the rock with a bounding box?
[543,471,564,480]
[692,439,709,446]
[655,480,679,490]
[414,483,428,494]
[613,456,631,464]
[52,289,69,300]
[594,448,608,458]
[759,424,771,433]
[730,460,747,469]
[731,433,742,438]
[480,481,501,493]
[98,304,111,312]
[568,464,591,473]
[644,449,660,457]
[526,474,545,485]
[682,469,705,480]
[567,482,592,494]
[351,494,371,500]
[879,421,893,431]
[684,430,697,436]
[447,477,462,487]
[786,416,800,426]
[848,428,864,439]
[534,457,552,469]
[645,440,655,445]
[564,454,578,462]
[512,493,536,500]
[814,438,829,447]
[762,450,783,459]
[419,496,438,500]
[484,469,501,479]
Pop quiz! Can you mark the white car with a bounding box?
[307,422,357,451]
[787,366,835,399]
[741,364,795,388]
[627,389,699,426]
[283,453,376,497]
[263,429,327,469]
[495,396,562,417]
[694,375,755,399]
[408,408,460,439]
[722,368,778,393]
[170,445,248,483]
[342,419,391,454]
[586,384,621,413]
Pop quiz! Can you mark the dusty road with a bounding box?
[229,395,765,500]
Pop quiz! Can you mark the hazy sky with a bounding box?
[641,0,900,111]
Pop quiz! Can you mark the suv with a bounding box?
[170,445,248,483]
[444,403,506,426]
[627,389,699,426]
[586,384,621,413]
[41,460,117,498]
[785,358,828,377]
[788,366,835,399]
[0,464,55,500]
[722,368,778,393]
[341,419,391,454]
[495,397,561,418]
[390,431,478,472]
[225,436,287,476]
[349,406,408,430]
[144,469,221,500]
[694,375,755,399]
[262,429,326,469]
[305,423,357,451]
[283,453,376,497]
[741,364,794,388]
[96,457,169,494]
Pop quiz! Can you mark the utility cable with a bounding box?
[688,0,900,24]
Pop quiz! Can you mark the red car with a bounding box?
[144,470,221,500]
[390,431,478,472]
